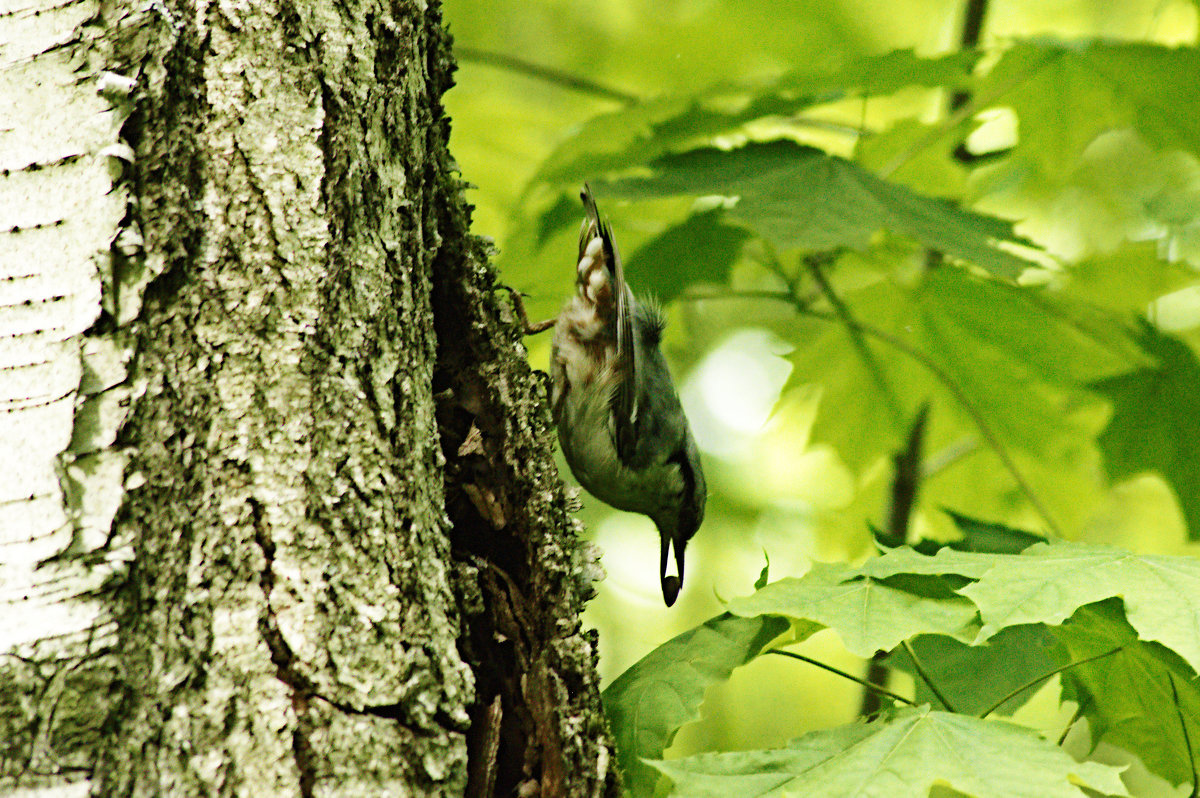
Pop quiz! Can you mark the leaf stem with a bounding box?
[768,648,914,707]
[1168,673,1200,798]
[1056,695,1088,746]
[978,646,1123,719]
[902,641,959,713]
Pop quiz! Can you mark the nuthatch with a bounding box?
[518,186,706,606]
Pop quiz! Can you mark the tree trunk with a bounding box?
[0,0,619,795]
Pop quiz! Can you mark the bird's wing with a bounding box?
[581,184,639,463]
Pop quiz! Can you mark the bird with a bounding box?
[521,185,706,606]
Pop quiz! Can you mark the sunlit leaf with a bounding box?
[650,705,1130,798]
[727,561,978,657]
[861,540,1200,674]
[966,543,1200,673]
[1066,245,1199,316]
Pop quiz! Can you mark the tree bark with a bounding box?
[0,0,619,795]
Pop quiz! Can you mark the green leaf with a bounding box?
[890,625,1068,716]
[1055,600,1200,787]
[726,561,978,657]
[754,551,771,590]
[863,541,1200,675]
[650,705,1130,798]
[531,49,981,188]
[1067,244,1200,315]
[601,613,790,798]
[1091,322,1200,540]
[977,39,1200,179]
[785,266,1138,477]
[911,269,1138,459]
[625,210,753,304]
[603,140,1039,277]
[959,542,1200,673]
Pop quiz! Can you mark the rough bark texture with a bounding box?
[1,0,618,794]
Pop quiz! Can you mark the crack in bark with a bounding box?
[249,498,317,798]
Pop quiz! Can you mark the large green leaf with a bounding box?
[601,613,790,798]
[650,705,1130,798]
[726,561,978,657]
[976,39,1200,179]
[910,268,1140,459]
[785,266,1140,482]
[961,542,1200,673]
[1055,601,1200,788]
[624,210,753,305]
[1091,322,1200,540]
[602,140,1039,277]
[861,541,1200,674]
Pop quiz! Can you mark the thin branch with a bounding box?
[861,407,930,718]
[903,641,958,713]
[979,647,1123,719]
[456,46,640,104]
[768,649,914,707]
[879,49,1059,178]
[922,437,979,479]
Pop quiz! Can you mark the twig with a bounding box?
[457,46,639,104]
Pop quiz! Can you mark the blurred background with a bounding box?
[440,0,1200,776]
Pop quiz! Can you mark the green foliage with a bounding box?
[611,543,1200,796]
[444,2,1200,794]
[531,49,983,188]
[601,141,1037,277]
[601,613,791,797]
[975,40,1200,179]
[1056,601,1200,786]
[1093,322,1200,541]
[624,210,753,304]
[649,706,1129,798]
[889,625,1068,716]
[725,561,978,657]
